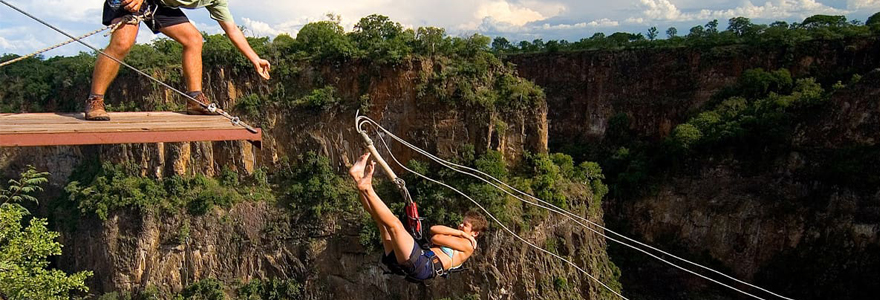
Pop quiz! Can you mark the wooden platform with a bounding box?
[0,112,261,147]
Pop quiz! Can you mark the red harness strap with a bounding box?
[405,202,423,240]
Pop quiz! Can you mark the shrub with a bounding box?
[291,86,339,109]
[275,152,357,218]
[236,278,304,300]
[0,167,93,300]
[180,278,226,300]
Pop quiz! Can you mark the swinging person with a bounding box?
[348,152,488,281]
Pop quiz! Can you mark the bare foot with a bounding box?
[349,152,371,181]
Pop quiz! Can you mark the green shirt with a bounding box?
[159,0,233,22]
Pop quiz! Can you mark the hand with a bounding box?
[460,231,477,249]
[122,0,144,12]
[253,58,271,80]
[349,152,376,189]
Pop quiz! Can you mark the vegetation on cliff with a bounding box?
[493,13,880,54]
[0,167,92,300]
[61,162,274,222]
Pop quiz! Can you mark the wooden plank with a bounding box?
[0,112,261,147]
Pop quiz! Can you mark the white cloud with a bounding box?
[847,0,880,9]
[632,0,848,23]
[475,1,548,26]
[4,0,104,22]
[241,17,282,36]
[540,18,619,29]
[0,27,47,51]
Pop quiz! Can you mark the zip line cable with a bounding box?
[0,0,258,133]
[357,115,793,300]
[369,127,629,300]
[362,115,790,300]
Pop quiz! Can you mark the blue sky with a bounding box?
[1,0,878,57]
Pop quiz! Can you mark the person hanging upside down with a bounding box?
[348,152,489,281]
[85,0,271,120]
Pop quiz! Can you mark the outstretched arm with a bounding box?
[218,21,271,80]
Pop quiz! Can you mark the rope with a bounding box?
[0,0,259,134]
[0,6,153,68]
[371,127,629,300]
[0,27,107,68]
[357,115,794,300]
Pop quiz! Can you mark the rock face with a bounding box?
[1,59,619,299]
[509,39,880,144]
[510,40,880,299]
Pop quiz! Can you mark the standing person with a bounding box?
[348,152,489,281]
[85,0,271,120]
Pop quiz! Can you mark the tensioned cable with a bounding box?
[358,116,792,300]
[369,127,629,300]
[362,117,782,300]
[360,117,788,300]
[0,0,258,133]
[0,26,110,68]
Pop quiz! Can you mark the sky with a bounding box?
[0,0,879,57]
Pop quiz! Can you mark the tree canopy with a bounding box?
[0,166,93,300]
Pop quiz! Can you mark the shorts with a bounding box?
[102,0,189,34]
[381,242,435,281]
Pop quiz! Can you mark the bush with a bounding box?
[180,278,226,300]
[295,20,356,60]
[236,278,304,300]
[291,86,339,109]
[65,162,272,220]
[0,167,93,300]
[350,14,414,63]
[275,152,357,218]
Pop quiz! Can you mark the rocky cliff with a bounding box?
[509,38,880,299]
[1,58,620,299]
[509,38,879,144]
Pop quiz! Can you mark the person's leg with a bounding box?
[350,153,416,263]
[158,22,202,92]
[379,225,393,254]
[357,191,394,254]
[360,188,416,264]
[90,19,139,96]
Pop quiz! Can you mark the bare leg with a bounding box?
[90,19,139,95]
[159,22,203,92]
[379,225,393,254]
[357,191,394,254]
[350,153,415,264]
[360,188,415,264]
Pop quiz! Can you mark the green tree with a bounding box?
[705,19,720,34]
[687,25,705,38]
[867,12,880,32]
[801,14,847,29]
[647,26,658,40]
[491,36,512,53]
[0,166,92,300]
[180,278,225,300]
[295,20,356,60]
[415,26,448,55]
[350,14,414,63]
[517,40,535,52]
[728,17,754,37]
[666,27,677,38]
[545,40,561,52]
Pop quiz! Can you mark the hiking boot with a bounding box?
[84,95,110,121]
[186,92,214,115]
